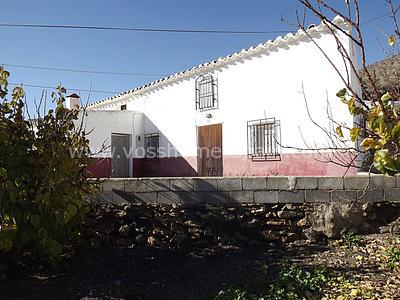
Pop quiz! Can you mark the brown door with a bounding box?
[197,124,223,176]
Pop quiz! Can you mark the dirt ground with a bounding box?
[0,234,399,299]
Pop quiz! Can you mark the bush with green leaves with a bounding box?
[336,88,400,175]
[339,231,361,248]
[214,264,331,300]
[298,0,400,175]
[267,264,330,300]
[384,245,400,270]
[214,287,257,300]
[0,67,97,259]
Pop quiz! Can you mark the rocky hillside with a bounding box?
[363,55,400,97]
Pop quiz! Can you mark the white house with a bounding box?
[76,16,360,178]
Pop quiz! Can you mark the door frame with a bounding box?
[111,133,132,178]
[196,123,223,176]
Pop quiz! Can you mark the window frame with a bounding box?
[247,118,281,161]
[195,74,218,111]
[144,133,160,158]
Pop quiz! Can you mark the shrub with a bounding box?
[339,231,361,248]
[267,264,330,300]
[214,264,331,300]
[214,287,258,300]
[384,246,400,270]
[336,88,400,175]
[0,67,97,260]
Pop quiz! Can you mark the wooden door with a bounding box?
[111,134,130,178]
[197,124,223,176]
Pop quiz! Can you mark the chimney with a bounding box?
[65,93,81,109]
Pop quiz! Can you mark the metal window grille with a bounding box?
[247,118,281,161]
[195,75,218,111]
[144,133,160,158]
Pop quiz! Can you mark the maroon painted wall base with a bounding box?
[223,153,355,176]
[133,157,198,177]
[86,158,112,178]
[87,153,355,178]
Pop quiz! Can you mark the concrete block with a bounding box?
[170,179,193,191]
[124,179,148,193]
[254,191,279,204]
[217,178,242,191]
[296,177,318,190]
[131,192,158,204]
[110,190,141,204]
[205,192,229,206]
[331,190,357,202]
[266,176,291,190]
[278,191,305,203]
[193,178,218,191]
[229,191,254,204]
[102,179,124,192]
[157,191,180,205]
[305,190,331,203]
[319,177,344,190]
[95,191,114,203]
[384,188,400,202]
[369,175,397,189]
[145,179,170,192]
[357,190,384,202]
[180,192,204,206]
[242,177,267,190]
[111,191,131,205]
[344,176,370,190]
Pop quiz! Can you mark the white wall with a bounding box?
[77,111,139,159]
[91,27,357,159]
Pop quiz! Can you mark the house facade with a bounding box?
[80,16,360,178]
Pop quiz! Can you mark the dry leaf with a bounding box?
[389,35,396,46]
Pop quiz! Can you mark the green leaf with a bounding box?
[381,92,392,104]
[348,97,356,114]
[3,102,11,112]
[0,234,14,252]
[12,86,24,100]
[393,123,400,140]
[1,70,10,80]
[30,215,41,229]
[64,204,77,223]
[336,88,347,97]
[57,85,66,94]
[0,167,7,179]
[374,150,388,174]
[336,126,344,138]
[57,101,64,110]
[48,239,63,258]
[379,117,386,135]
[385,161,398,173]
[350,127,360,142]
[361,138,384,150]
[373,149,399,175]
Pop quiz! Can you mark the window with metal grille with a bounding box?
[195,75,218,111]
[247,118,281,161]
[144,133,160,158]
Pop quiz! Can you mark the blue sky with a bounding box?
[0,0,397,106]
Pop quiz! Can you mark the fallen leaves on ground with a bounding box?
[304,233,400,299]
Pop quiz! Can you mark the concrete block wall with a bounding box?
[95,176,400,206]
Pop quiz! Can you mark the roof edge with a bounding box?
[89,15,347,109]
